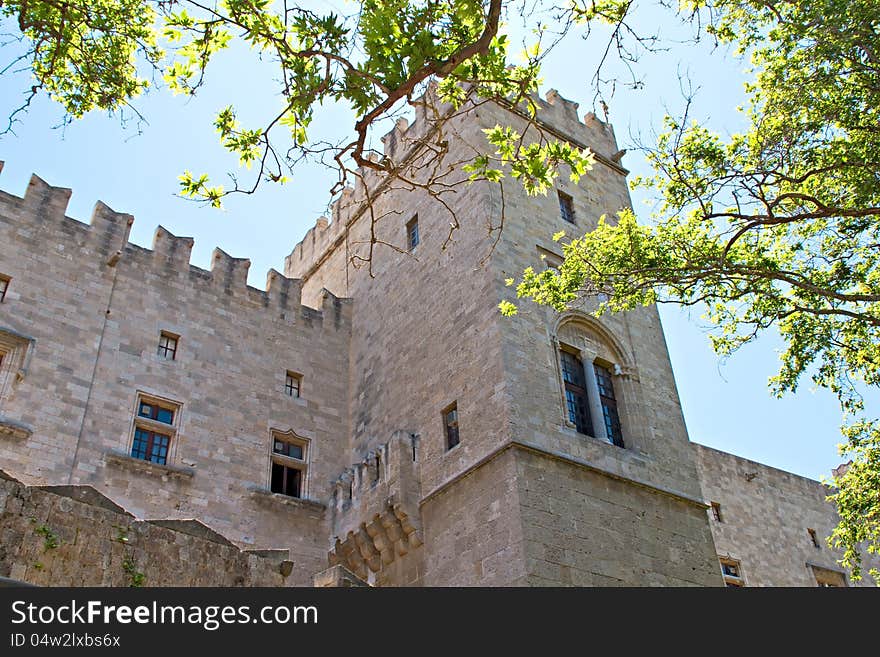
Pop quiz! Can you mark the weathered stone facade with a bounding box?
[0,88,873,586]
[0,469,294,586]
[694,444,879,586]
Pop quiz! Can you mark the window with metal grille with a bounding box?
[594,363,624,447]
[560,349,592,436]
[0,275,9,302]
[285,371,302,398]
[558,190,575,224]
[443,403,460,450]
[406,215,420,250]
[270,431,307,498]
[157,331,178,360]
[130,395,180,466]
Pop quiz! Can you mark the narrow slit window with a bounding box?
[0,275,10,302]
[808,528,820,548]
[444,403,460,450]
[406,215,420,250]
[710,502,723,522]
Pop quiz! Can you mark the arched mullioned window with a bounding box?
[554,315,631,449]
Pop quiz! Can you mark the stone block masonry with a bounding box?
[0,169,352,583]
[0,86,870,587]
[0,469,292,586]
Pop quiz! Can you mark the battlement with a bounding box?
[0,166,352,328]
[284,86,622,281]
[327,431,423,580]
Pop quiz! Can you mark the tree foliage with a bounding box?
[1,0,878,582]
[1,0,589,206]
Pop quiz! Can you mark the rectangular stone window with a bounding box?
[558,190,575,224]
[808,528,820,548]
[560,349,592,436]
[811,564,846,587]
[719,557,744,587]
[130,394,180,466]
[537,246,563,272]
[285,371,302,398]
[594,363,624,448]
[0,275,9,302]
[270,430,308,499]
[443,403,460,450]
[710,501,723,522]
[406,215,420,250]
[157,331,178,360]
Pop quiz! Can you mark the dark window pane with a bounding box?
[561,350,593,436]
[444,406,460,450]
[271,462,302,498]
[561,351,586,387]
[273,440,304,460]
[156,408,174,424]
[131,428,170,465]
[594,364,624,447]
[287,467,302,497]
[407,217,419,250]
[131,429,150,460]
[558,191,575,224]
[271,462,285,493]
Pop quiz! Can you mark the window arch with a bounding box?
[553,314,632,449]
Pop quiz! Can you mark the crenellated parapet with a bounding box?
[326,431,423,581]
[284,86,624,282]
[0,167,351,329]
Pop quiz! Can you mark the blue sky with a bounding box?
[0,4,855,481]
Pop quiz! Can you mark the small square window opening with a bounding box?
[285,371,302,398]
[158,332,178,360]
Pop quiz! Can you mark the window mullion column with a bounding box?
[580,350,608,443]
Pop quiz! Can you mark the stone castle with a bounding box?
[0,87,875,586]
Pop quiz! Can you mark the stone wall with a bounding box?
[515,446,721,586]
[284,89,722,586]
[695,444,880,586]
[0,469,296,586]
[0,169,351,577]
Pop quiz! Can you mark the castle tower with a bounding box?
[285,89,723,586]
